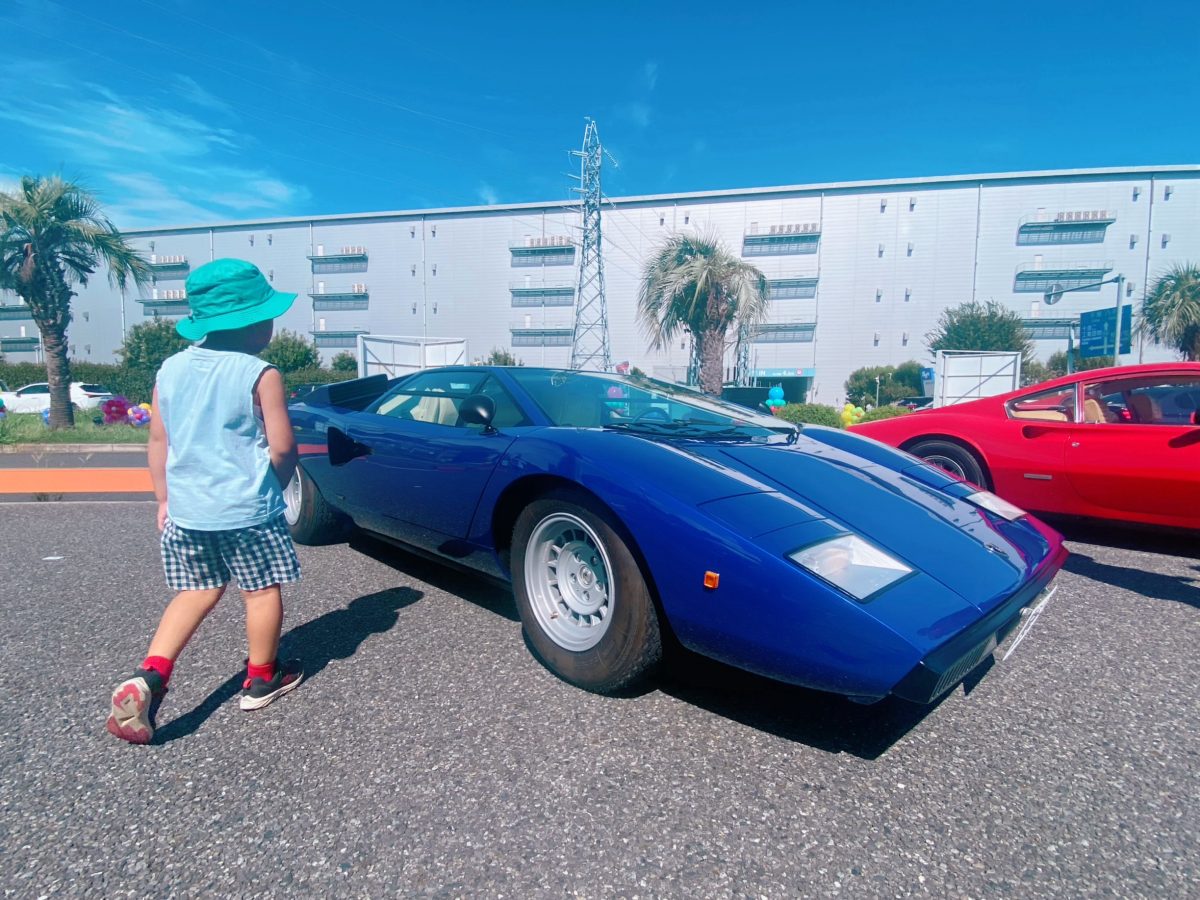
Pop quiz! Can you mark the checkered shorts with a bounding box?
[161,516,301,592]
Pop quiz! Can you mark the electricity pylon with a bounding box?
[569,118,612,371]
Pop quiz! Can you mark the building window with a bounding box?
[742,225,820,257]
[510,237,576,267]
[766,277,818,300]
[1017,211,1114,245]
[510,285,575,307]
[511,328,572,347]
[1014,262,1113,293]
[750,323,816,343]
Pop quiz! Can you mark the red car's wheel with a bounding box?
[909,440,989,489]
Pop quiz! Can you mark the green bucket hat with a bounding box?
[177,258,296,341]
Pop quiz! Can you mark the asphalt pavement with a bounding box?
[1,502,1197,897]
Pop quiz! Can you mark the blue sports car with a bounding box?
[285,366,1066,704]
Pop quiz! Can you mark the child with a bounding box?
[107,258,304,744]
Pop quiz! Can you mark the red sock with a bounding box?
[141,655,174,685]
[246,660,275,683]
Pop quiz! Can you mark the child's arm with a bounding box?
[148,387,169,530]
[255,367,298,489]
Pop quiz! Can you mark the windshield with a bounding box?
[508,368,796,442]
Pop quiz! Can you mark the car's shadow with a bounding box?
[1050,517,1200,560]
[349,533,520,622]
[657,648,948,760]
[1049,519,1200,609]
[345,534,939,758]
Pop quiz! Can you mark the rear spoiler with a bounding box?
[305,374,392,411]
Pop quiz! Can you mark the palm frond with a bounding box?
[1139,262,1200,359]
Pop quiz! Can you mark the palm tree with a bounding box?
[0,176,150,427]
[1139,262,1200,361]
[637,232,768,394]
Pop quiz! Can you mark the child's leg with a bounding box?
[243,584,282,667]
[146,586,227,662]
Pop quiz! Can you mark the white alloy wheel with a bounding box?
[523,511,615,652]
[283,468,303,526]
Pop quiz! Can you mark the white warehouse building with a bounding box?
[1,165,1196,404]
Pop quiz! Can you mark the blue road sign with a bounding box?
[1080,305,1132,358]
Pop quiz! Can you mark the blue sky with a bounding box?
[1,0,1197,228]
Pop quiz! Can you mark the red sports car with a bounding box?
[853,363,1200,531]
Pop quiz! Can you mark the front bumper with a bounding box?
[891,558,1064,704]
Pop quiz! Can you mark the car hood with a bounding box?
[684,436,1031,611]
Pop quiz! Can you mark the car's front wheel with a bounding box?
[512,491,661,694]
[908,439,989,488]
[283,464,347,545]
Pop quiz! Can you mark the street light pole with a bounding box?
[1111,274,1125,366]
[1044,273,1125,367]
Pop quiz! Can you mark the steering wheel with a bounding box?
[634,407,671,423]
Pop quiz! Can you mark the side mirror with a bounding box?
[1191,411,1200,426]
[459,394,497,432]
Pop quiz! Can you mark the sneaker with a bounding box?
[240,659,304,711]
[106,669,167,744]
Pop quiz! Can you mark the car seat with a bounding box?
[1127,394,1161,424]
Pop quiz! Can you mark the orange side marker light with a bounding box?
[703,571,720,590]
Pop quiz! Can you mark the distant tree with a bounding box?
[638,232,768,394]
[926,300,1033,368]
[1041,350,1114,381]
[261,329,320,373]
[844,361,923,407]
[118,317,191,376]
[483,347,522,366]
[330,350,358,373]
[1139,262,1200,360]
[0,175,150,427]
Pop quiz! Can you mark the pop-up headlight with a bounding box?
[788,534,912,601]
[965,490,1027,521]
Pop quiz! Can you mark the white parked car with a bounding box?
[0,382,114,413]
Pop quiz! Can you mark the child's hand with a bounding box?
[157,501,169,532]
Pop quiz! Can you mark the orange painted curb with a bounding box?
[0,468,153,494]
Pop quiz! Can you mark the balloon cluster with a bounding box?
[840,403,866,427]
[764,385,786,414]
[102,396,131,425]
[604,385,630,416]
[127,403,152,427]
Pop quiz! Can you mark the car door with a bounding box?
[1064,373,1200,526]
[989,383,1079,514]
[322,370,525,551]
[12,383,50,412]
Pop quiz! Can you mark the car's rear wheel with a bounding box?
[908,439,988,488]
[283,464,346,545]
[512,491,661,694]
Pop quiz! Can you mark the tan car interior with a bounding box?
[1127,393,1162,424]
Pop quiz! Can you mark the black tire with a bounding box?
[908,439,989,489]
[512,491,662,694]
[284,464,347,545]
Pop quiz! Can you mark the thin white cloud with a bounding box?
[172,75,235,115]
[620,102,653,128]
[477,183,499,205]
[643,61,659,91]
[0,61,310,228]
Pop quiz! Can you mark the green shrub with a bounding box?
[262,330,321,373]
[0,411,149,445]
[775,402,842,428]
[857,405,912,424]
[282,367,355,393]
